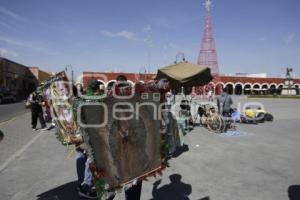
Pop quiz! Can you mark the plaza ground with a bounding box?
[0,97,299,200]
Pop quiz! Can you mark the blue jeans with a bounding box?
[222,111,230,117]
[76,150,93,188]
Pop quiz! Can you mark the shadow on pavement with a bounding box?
[37,181,80,200]
[288,185,300,200]
[0,130,4,142]
[151,174,192,200]
[197,197,210,200]
[172,144,189,158]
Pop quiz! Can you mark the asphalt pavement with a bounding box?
[0,96,300,200]
[0,102,28,123]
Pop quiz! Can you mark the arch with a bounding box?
[204,82,215,93]
[252,83,261,95]
[208,81,216,87]
[224,82,235,87]
[261,84,269,89]
[261,83,269,88]
[277,84,284,94]
[243,83,252,95]
[204,82,215,87]
[269,83,278,88]
[261,83,269,94]
[252,83,261,89]
[234,82,244,88]
[277,83,284,88]
[234,83,243,95]
[224,82,234,95]
[215,82,225,88]
[269,84,277,95]
[215,82,224,95]
[294,84,300,95]
[243,82,252,86]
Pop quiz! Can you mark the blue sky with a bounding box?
[0,0,299,77]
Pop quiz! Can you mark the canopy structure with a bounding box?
[156,61,213,88]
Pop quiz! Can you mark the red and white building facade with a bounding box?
[82,72,300,95]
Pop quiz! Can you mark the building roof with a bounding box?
[0,57,28,69]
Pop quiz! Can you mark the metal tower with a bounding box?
[197,0,219,76]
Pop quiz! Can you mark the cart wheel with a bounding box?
[208,114,224,133]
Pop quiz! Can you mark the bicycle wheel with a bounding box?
[208,114,224,133]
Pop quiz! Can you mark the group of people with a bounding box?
[26,75,146,199]
[27,90,49,131]
[31,74,236,199]
[23,72,277,200]
[215,88,272,124]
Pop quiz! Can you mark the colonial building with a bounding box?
[82,72,300,95]
[0,57,51,99]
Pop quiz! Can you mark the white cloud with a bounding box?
[0,6,26,23]
[284,33,295,44]
[100,26,154,47]
[118,30,136,40]
[0,48,18,58]
[100,30,137,40]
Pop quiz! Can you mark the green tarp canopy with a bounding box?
[156,61,213,88]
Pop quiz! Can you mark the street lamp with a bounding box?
[174,52,186,64]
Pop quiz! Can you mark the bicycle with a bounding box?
[195,103,225,133]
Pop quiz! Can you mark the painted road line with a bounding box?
[0,131,44,173]
[0,112,29,126]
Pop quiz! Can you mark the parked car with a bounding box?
[0,87,17,104]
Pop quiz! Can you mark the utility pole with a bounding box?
[65,64,74,84]
[71,69,74,84]
[147,48,151,73]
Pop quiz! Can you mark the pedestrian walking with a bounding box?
[217,87,233,117]
[27,90,47,131]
